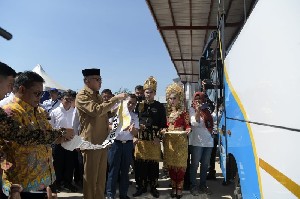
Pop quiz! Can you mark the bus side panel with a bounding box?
[222,78,261,199]
[222,0,300,198]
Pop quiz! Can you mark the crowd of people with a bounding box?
[0,61,222,199]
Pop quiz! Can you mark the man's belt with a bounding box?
[115,140,133,144]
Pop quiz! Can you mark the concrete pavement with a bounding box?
[58,160,234,199]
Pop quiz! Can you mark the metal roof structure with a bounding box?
[146,0,257,83]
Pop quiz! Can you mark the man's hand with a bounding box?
[133,137,139,145]
[160,128,167,135]
[139,124,146,130]
[123,125,130,131]
[128,123,138,136]
[186,128,192,135]
[115,93,128,101]
[124,123,138,136]
[63,128,74,141]
[45,111,51,120]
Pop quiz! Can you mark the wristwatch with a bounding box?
[60,128,67,137]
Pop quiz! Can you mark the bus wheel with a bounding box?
[233,171,242,199]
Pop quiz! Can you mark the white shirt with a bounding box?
[211,109,223,134]
[0,92,14,107]
[41,98,61,113]
[189,107,213,147]
[72,108,81,136]
[50,104,74,129]
[116,112,139,141]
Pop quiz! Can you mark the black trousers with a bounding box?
[73,150,84,183]
[52,144,76,185]
[208,135,219,173]
[183,145,192,188]
[134,159,159,189]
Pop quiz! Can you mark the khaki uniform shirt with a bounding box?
[75,86,119,144]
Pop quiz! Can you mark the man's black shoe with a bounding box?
[49,183,59,193]
[63,183,78,192]
[150,188,159,198]
[74,180,83,188]
[207,171,217,180]
[183,184,190,191]
[132,189,144,197]
[56,184,64,193]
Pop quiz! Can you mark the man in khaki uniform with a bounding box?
[75,68,127,199]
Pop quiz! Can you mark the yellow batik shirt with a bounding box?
[3,97,55,192]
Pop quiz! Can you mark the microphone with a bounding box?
[0,27,13,40]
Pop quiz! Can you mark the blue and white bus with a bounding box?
[203,0,300,198]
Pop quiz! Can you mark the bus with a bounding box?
[202,0,300,198]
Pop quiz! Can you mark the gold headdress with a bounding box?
[166,83,184,112]
[143,76,157,91]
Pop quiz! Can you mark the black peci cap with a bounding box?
[82,68,100,77]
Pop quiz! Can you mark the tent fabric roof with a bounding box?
[32,64,67,91]
[146,0,257,83]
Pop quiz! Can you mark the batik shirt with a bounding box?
[0,107,62,145]
[0,106,64,195]
[2,97,56,192]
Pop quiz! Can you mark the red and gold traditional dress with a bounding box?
[164,110,190,195]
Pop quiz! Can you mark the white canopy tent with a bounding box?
[32,64,67,92]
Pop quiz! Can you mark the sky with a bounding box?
[0,0,178,100]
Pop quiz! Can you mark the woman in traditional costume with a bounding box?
[163,83,190,198]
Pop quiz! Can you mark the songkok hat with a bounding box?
[143,76,157,92]
[82,68,100,77]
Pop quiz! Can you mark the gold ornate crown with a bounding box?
[143,76,157,91]
[166,83,184,101]
[166,83,184,111]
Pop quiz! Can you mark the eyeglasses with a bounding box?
[33,91,43,97]
[89,77,102,82]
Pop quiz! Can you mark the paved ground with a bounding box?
[58,159,234,199]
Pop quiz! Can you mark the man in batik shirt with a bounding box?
[0,62,73,144]
[0,62,73,198]
[2,71,74,198]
